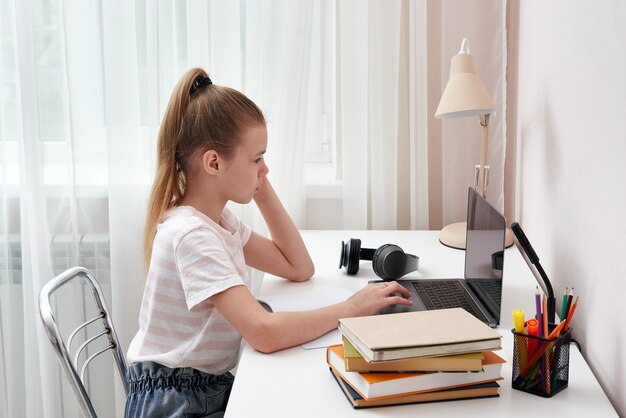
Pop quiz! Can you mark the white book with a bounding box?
[338,308,502,362]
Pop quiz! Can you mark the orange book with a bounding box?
[329,368,500,408]
[326,344,504,400]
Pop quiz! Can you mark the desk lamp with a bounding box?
[435,38,512,249]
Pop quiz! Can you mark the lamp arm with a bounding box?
[478,114,490,197]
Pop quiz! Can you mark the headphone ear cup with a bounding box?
[339,241,347,269]
[372,244,393,279]
[346,238,361,275]
[339,238,361,275]
[372,244,406,280]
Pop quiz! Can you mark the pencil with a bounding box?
[563,288,574,320]
[542,295,548,337]
[549,319,566,339]
[560,287,568,321]
[564,296,579,331]
[535,287,543,338]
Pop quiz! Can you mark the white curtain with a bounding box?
[338,0,430,230]
[0,1,315,416]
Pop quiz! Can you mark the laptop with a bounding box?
[382,187,506,327]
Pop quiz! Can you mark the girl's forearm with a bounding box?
[250,302,350,353]
[253,181,314,280]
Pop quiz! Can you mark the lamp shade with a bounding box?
[435,41,495,119]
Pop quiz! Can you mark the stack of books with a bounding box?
[326,307,505,408]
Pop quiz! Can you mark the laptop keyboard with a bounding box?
[470,280,501,307]
[412,280,488,322]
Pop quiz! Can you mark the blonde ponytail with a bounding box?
[143,68,265,270]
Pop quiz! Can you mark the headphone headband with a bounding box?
[339,239,419,281]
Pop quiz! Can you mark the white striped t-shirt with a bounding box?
[127,205,252,375]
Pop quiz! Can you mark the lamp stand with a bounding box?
[439,114,513,250]
[477,114,490,197]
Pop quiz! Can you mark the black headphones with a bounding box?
[339,238,419,281]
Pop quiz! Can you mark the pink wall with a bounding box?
[512,1,626,415]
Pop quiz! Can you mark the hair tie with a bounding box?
[191,76,212,94]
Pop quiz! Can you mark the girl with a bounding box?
[125,68,412,417]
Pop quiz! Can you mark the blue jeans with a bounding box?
[125,361,234,418]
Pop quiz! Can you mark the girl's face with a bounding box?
[221,124,269,204]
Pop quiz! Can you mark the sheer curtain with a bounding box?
[338,0,429,230]
[1,1,314,416]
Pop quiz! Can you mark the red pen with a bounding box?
[526,318,539,356]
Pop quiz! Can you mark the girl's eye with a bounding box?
[255,157,263,164]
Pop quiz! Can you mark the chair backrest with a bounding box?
[39,266,129,418]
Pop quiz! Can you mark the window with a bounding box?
[304,0,340,192]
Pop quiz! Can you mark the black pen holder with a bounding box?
[511,323,571,397]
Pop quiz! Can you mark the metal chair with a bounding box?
[39,266,129,418]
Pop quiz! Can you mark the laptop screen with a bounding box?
[464,187,506,322]
[464,187,506,280]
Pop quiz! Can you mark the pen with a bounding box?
[513,309,525,333]
[512,309,527,370]
[514,318,541,387]
[526,318,539,356]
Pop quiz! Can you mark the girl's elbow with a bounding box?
[290,264,315,282]
[253,341,280,354]
[304,264,315,280]
[246,317,283,353]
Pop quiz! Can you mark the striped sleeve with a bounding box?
[175,227,245,311]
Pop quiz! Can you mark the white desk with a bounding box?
[225,230,617,417]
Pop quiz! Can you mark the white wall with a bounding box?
[514,1,626,415]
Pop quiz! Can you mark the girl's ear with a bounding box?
[202,150,220,175]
